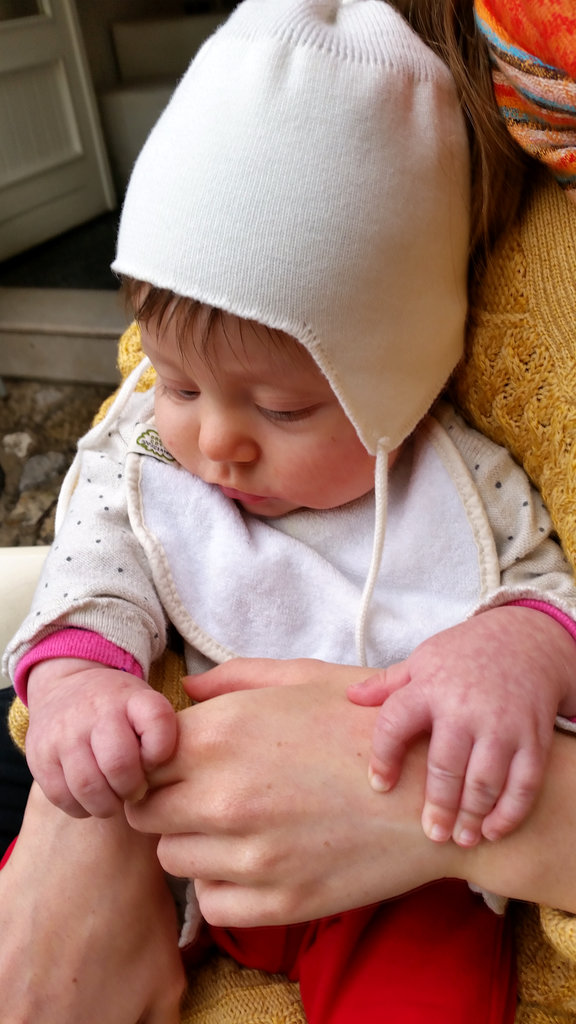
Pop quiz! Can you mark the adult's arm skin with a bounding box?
[0,781,185,1024]
[127,658,576,927]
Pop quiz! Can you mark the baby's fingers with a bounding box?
[445,737,516,847]
[421,725,475,843]
[92,694,177,805]
[91,714,150,805]
[369,690,432,793]
[28,753,91,819]
[26,736,118,818]
[127,691,178,772]
[480,747,545,843]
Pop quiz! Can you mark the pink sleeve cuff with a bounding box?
[14,628,144,704]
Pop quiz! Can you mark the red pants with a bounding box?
[0,839,16,868]
[209,880,516,1024]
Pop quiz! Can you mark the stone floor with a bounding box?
[0,209,125,547]
[0,376,111,547]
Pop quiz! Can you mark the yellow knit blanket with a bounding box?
[454,169,576,572]
[8,170,576,1023]
[452,167,576,1024]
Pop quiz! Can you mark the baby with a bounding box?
[6,0,576,871]
[7,3,576,1018]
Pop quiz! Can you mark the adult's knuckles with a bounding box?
[198,881,297,929]
[234,835,286,881]
[196,786,272,833]
[187,702,248,752]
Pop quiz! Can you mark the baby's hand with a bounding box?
[26,658,177,818]
[348,607,574,847]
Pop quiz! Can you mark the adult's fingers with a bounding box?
[183,657,368,701]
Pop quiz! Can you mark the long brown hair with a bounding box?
[391,0,529,282]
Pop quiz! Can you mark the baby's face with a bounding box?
[140,308,376,518]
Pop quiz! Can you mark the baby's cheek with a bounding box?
[154,407,186,461]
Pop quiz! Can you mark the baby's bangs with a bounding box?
[121,276,304,368]
[121,277,220,357]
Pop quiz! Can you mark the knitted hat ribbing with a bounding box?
[113,0,470,453]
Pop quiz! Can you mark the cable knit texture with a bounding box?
[453,169,576,573]
[452,169,576,1024]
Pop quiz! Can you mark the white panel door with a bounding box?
[0,0,115,260]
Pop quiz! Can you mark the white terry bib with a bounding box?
[126,419,488,668]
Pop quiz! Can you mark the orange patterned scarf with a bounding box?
[475,0,576,202]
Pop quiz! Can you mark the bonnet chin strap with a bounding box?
[354,437,390,667]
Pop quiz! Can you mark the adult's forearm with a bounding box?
[460,730,576,912]
[0,782,185,1024]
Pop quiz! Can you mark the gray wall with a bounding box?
[76,0,188,91]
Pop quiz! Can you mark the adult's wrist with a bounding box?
[455,731,576,913]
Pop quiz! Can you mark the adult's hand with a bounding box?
[128,657,576,923]
[0,782,185,1024]
[127,667,454,926]
[184,656,367,696]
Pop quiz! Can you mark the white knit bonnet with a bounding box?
[113,0,470,457]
